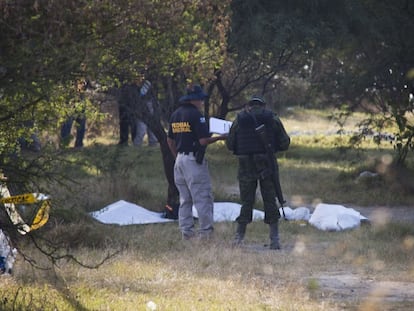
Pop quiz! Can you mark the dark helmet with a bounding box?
[248,95,266,106]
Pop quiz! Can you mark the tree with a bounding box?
[91,0,232,207]
[0,0,109,194]
[305,0,414,165]
[1,0,232,222]
[228,0,414,166]
[207,0,356,118]
[0,0,117,274]
[356,0,414,165]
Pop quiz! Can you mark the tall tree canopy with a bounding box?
[228,0,414,164]
[1,0,231,212]
[305,0,414,163]
[1,0,413,202]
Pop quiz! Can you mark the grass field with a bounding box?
[1,108,414,310]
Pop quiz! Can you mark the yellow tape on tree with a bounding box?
[0,193,49,205]
[30,200,51,230]
[0,190,51,234]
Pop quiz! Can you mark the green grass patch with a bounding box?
[3,109,414,310]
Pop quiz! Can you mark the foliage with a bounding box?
[1,1,103,178]
[0,0,232,232]
[227,0,414,165]
[214,0,367,118]
[304,1,414,165]
[229,0,355,54]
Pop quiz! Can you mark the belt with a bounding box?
[178,151,195,156]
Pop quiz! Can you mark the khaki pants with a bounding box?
[174,153,214,238]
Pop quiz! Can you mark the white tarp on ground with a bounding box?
[192,202,264,222]
[91,200,265,225]
[280,206,311,221]
[90,200,174,225]
[91,200,367,231]
[308,203,368,231]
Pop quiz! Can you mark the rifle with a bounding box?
[255,124,286,219]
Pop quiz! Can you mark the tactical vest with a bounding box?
[235,109,276,155]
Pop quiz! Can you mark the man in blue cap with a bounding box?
[167,85,227,240]
[226,95,290,249]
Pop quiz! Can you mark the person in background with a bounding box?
[134,111,158,146]
[133,80,158,147]
[117,82,138,146]
[60,114,86,148]
[60,79,88,148]
[226,95,290,249]
[18,120,41,152]
[167,85,227,240]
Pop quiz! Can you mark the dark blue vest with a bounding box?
[235,109,276,155]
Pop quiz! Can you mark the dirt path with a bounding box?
[313,273,414,308]
[349,205,414,224]
[311,205,414,310]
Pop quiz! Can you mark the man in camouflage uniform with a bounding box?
[226,95,290,249]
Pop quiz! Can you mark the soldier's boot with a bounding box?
[269,222,281,250]
[232,223,247,246]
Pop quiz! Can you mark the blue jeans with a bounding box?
[61,116,86,147]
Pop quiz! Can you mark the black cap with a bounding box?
[248,95,266,106]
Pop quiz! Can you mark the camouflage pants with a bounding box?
[236,154,280,225]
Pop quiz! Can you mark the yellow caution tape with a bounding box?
[30,200,51,230]
[0,191,51,233]
[0,185,30,234]
[0,193,49,205]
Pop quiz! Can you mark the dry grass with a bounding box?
[3,220,414,310]
[1,108,414,310]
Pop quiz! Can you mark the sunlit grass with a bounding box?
[4,220,414,310]
[2,109,414,310]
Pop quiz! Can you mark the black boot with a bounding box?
[232,223,247,245]
[269,222,280,250]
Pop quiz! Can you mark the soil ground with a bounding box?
[351,205,414,224]
[305,206,414,309]
[240,205,414,309]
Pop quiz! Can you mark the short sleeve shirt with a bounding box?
[168,103,210,153]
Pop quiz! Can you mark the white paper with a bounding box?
[209,117,232,134]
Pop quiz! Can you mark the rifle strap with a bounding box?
[246,109,269,151]
[247,111,287,214]
[246,109,260,128]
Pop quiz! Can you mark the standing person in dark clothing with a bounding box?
[226,95,290,249]
[134,80,158,147]
[60,79,88,148]
[167,85,227,240]
[60,115,86,148]
[117,83,138,146]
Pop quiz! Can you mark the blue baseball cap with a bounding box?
[179,85,208,102]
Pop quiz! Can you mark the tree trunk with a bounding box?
[125,83,179,209]
[152,126,179,208]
